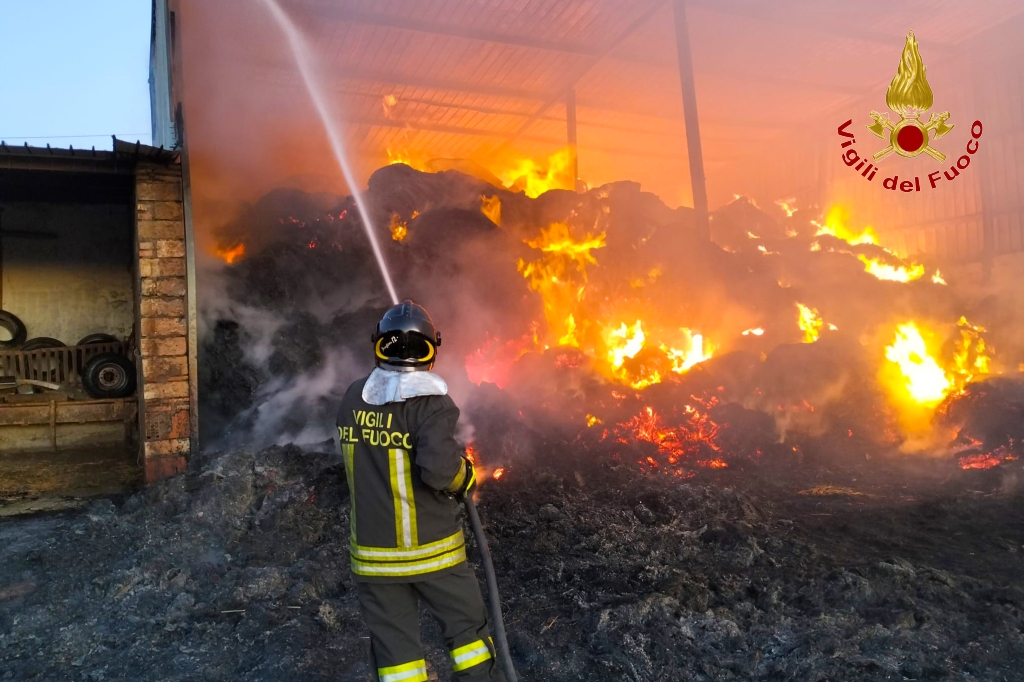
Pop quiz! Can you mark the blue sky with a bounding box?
[0,1,152,150]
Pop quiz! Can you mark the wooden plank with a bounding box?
[0,405,52,426]
[0,398,137,427]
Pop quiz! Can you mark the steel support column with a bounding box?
[672,0,710,240]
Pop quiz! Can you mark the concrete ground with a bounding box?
[0,445,140,516]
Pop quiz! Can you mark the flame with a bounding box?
[465,330,538,387]
[492,467,505,479]
[884,322,951,406]
[608,320,646,370]
[586,414,602,427]
[499,148,575,198]
[813,206,879,245]
[858,255,925,282]
[932,270,947,285]
[214,243,246,265]
[480,195,501,225]
[796,303,824,343]
[382,93,398,118]
[389,213,408,242]
[387,148,426,171]
[742,328,765,336]
[886,31,934,117]
[952,316,991,386]
[774,197,798,217]
[518,222,606,347]
[661,328,712,374]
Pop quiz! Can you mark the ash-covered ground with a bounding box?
[2,441,1024,681]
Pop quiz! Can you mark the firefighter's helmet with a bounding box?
[372,300,442,372]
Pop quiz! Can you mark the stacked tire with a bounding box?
[78,333,136,399]
[0,311,136,399]
[0,310,27,350]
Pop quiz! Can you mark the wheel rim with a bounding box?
[97,365,128,391]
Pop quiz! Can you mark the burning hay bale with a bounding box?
[201,163,1021,476]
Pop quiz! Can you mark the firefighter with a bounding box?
[337,300,506,682]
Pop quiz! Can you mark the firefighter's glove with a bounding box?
[447,458,477,500]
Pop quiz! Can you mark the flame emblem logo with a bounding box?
[866,31,954,161]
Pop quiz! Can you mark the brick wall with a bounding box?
[136,161,191,482]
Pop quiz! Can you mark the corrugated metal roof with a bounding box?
[0,139,178,174]
[176,0,1024,206]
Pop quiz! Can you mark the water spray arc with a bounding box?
[259,0,399,305]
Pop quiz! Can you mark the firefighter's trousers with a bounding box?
[356,562,506,682]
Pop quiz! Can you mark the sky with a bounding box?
[0,1,152,150]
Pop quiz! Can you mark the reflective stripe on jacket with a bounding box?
[338,375,466,582]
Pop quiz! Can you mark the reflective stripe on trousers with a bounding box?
[450,638,493,672]
[378,658,428,682]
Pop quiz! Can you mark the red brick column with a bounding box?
[136,162,191,482]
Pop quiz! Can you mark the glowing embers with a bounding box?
[389,213,408,242]
[615,400,723,471]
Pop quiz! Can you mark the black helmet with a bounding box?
[372,300,443,372]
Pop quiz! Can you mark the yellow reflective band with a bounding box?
[374,338,391,361]
[342,443,356,542]
[351,529,464,561]
[402,449,418,547]
[375,338,435,363]
[416,342,435,363]
[389,449,417,548]
[351,544,467,577]
[447,462,467,493]
[451,639,492,672]
[378,658,428,682]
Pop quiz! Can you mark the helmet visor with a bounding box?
[375,329,436,364]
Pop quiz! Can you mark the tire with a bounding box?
[76,333,119,347]
[21,337,66,352]
[0,310,27,350]
[81,353,137,399]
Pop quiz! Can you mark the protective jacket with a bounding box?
[337,371,469,582]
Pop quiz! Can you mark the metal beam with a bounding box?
[685,0,957,53]
[499,0,670,149]
[297,4,606,58]
[672,0,709,241]
[150,0,177,148]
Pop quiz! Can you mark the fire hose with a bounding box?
[464,496,519,682]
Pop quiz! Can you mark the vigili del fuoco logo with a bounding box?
[837,30,984,192]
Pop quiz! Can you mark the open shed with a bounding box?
[0,139,197,492]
